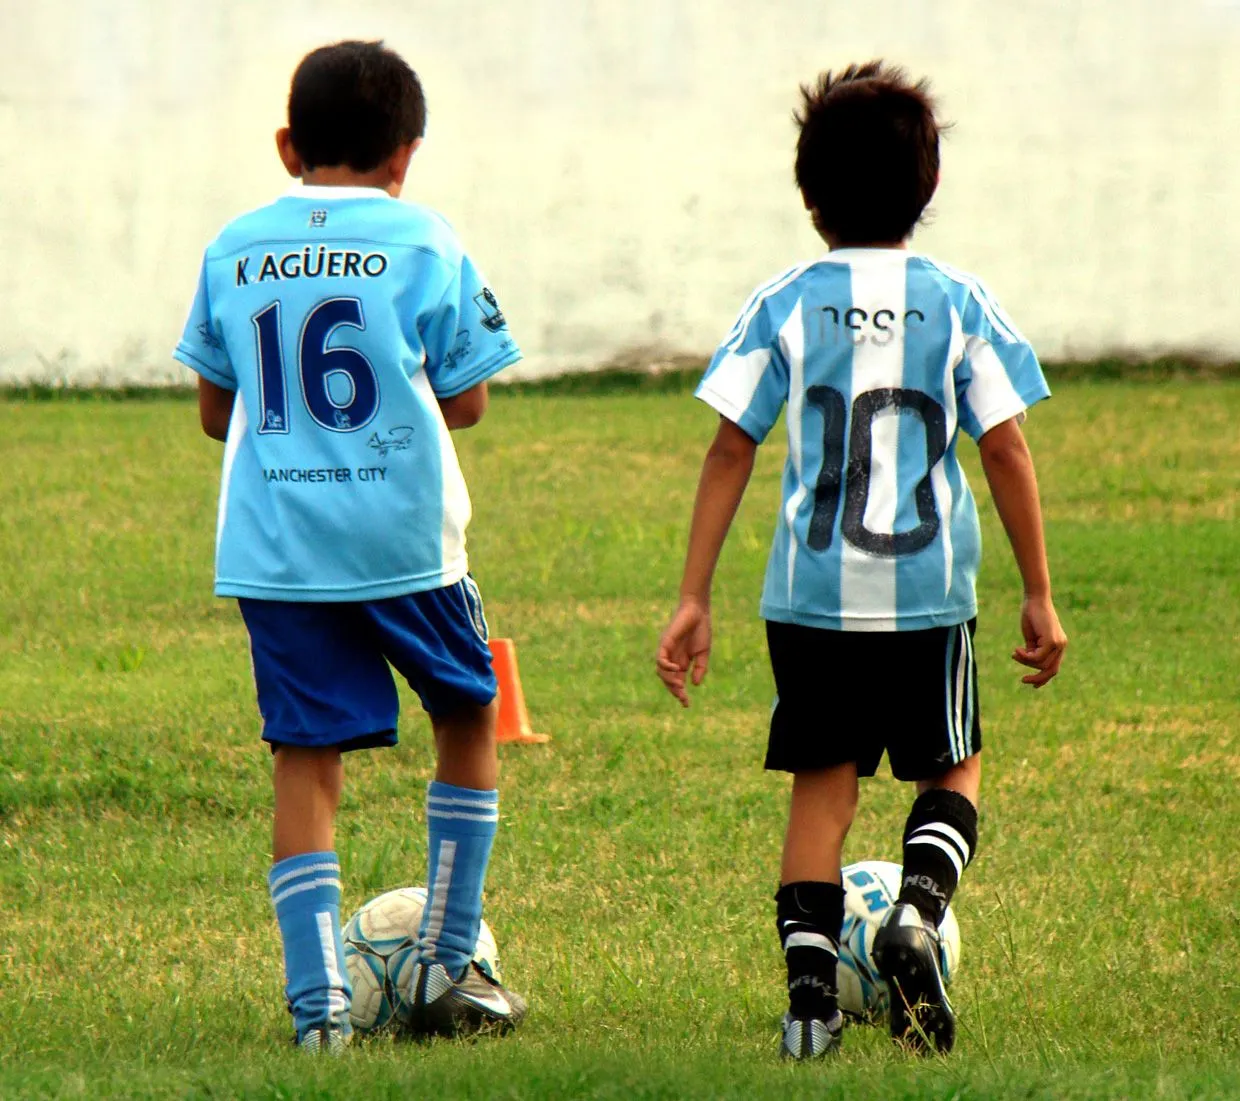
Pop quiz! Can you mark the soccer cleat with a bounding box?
[296,1022,350,1055]
[872,903,955,1053]
[780,1009,844,1060]
[407,959,527,1039]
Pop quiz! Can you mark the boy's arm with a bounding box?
[977,416,1068,687]
[656,417,757,707]
[198,377,236,442]
[438,382,489,430]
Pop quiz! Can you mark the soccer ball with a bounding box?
[836,860,961,1020]
[342,886,502,1033]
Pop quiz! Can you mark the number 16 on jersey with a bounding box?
[253,296,381,434]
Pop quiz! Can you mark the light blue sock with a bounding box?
[418,781,499,978]
[268,851,351,1038]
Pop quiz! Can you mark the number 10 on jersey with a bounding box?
[806,385,948,558]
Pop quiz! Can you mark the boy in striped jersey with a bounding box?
[657,62,1067,1059]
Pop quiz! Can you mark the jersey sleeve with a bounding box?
[953,284,1050,440]
[420,253,521,399]
[695,299,789,443]
[172,254,236,391]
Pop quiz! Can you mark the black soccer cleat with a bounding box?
[872,903,955,1054]
[407,959,527,1039]
[780,1009,844,1060]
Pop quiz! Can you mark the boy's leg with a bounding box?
[419,700,500,976]
[874,760,977,1054]
[240,596,401,1052]
[901,753,980,925]
[363,580,524,1035]
[268,745,351,1050]
[874,620,983,1054]
[776,763,857,1060]
[408,697,526,1035]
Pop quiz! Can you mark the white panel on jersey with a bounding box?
[698,346,772,425]
[722,262,815,352]
[864,406,902,536]
[963,335,1026,435]
[216,397,248,558]
[931,308,967,600]
[779,300,806,605]
[416,368,472,587]
[928,259,1027,345]
[838,256,905,629]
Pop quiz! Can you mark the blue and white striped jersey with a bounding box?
[174,185,521,602]
[697,248,1049,631]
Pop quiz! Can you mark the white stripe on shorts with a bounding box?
[962,623,976,757]
[953,626,969,763]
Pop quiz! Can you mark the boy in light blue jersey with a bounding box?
[175,41,526,1052]
[657,62,1068,1059]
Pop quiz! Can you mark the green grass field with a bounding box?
[1,377,1238,1099]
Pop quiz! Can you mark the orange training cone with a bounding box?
[489,638,550,745]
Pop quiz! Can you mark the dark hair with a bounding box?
[794,61,941,245]
[288,41,426,172]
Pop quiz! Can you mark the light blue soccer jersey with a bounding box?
[174,185,521,601]
[698,249,1050,631]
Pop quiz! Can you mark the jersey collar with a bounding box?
[283,184,392,200]
[824,247,916,261]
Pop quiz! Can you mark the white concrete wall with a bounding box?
[2,0,1240,383]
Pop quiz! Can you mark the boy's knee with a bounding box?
[273,745,343,788]
[917,752,982,799]
[433,696,497,729]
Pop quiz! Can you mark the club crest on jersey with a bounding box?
[309,209,328,228]
[473,287,507,333]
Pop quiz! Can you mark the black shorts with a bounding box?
[764,618,982,781]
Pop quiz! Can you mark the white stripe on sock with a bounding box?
[272,877,342,907]
[426,809,499,824]
[906,834,964,878]
[269,861,340,895]
[785,931,838,954]
[910,822,972,866]
[421,839,457,953]
[427,794,498,810]
[315,910,347,1018]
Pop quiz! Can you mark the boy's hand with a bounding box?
[1013,595,1068,687]
[656,600,712,707]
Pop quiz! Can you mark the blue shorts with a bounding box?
[238,577,497,752]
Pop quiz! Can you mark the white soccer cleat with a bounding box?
[296,1022,350,1055]
[780,1009,844,1060]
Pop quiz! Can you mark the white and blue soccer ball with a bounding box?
[342,886,501,1033]
[837,860,961,1020]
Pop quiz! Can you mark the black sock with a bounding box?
[899,788,978,925]
[775,881,844,1019]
